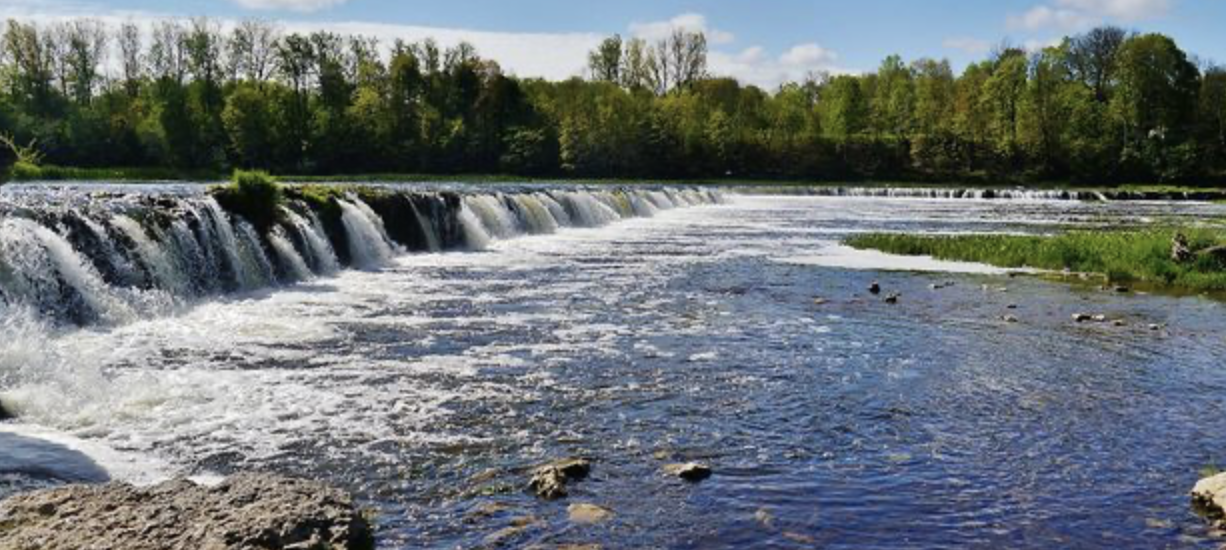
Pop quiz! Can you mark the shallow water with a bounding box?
[3,193,1226,548]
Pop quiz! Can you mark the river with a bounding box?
[1,186,1225,548]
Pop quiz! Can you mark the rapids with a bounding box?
[1,185,1225,549]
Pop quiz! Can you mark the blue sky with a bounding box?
[6,0,1225,87]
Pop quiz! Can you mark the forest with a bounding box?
[0,17,1224,184]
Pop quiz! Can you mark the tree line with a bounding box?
[0,17,1224,184]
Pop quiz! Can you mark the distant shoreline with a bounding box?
[5,166,1226,199]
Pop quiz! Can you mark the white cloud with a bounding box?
[0,4,845,88]
[627,13,844,88]
[231,0,348,13]
[280,20,602,80]
[629,12,735,45]
[711,42,843,89]
[1056,0,1172,20]
[1009,0,1173,31]
[942,37,993,55]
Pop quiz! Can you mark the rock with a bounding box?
[528,458,591,500]
[868,282,881,295]
[1149,324,1163,331]
[1006,304,1019,310]
[754,507,775,528]
[567,503,613,524]
[782,532,817,544]
[484,516,539,546]
[0,473,374,550]
[1001,315,1019,323]
[1192,472,1226,526]
[466,501,512,521]
[1172,233,1194,263]
[1113,320,1127,327]
[663,462,713,482]
[812,297,828,306]
[1092,314,1108,323]
[883,293,900,305]
[0,400,8,421]
[1072,313,1093,323]
[1114,286,1131,293]
[1199,245,1226,264]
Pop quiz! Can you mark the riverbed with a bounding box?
[2,191,1226,548]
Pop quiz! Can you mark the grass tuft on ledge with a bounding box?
[845,229,1226,292]
[209,170,285,232]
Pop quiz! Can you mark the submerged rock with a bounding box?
[663,462,713,482]
[567,503,613,524]
[883,293,900,304]
[0,473,374,550]
[528,458,591,500]
[1193,472,1226,526]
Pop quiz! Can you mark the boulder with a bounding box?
[528,458,591,500]
[567,503,613,524]
[0,473,374,550]
[663,462,713,482]
[1198,245,1226,265]
[1193,472,1226,526]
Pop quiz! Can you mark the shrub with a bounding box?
[211,170,284,232]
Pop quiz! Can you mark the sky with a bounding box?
[2,0,1224,88]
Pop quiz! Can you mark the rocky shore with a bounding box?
[0,473,373,550]
[1194,472,1226,528]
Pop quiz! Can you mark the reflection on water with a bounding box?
[2,194,1226,549]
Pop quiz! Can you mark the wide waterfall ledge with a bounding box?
[0,184,724,329]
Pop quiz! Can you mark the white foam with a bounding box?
[780,244,1028,275]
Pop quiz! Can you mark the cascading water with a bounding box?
[284,209,340,275]
[268,228,313,283]
[337,199,399,269]
[0,184,722,330]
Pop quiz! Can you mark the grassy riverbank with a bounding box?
[6,164,1226,194]
[846,230,1226,292]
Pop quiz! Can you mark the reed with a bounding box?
[846,229,1226,291]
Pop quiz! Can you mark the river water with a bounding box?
[2,189,1226,548]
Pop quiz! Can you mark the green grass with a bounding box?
[208,170,285,231]
[845,229,1226,292]
[7,162,224,182]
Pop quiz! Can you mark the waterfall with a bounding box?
[202,199,262,291]
[285,210,340,275]
[458,205,492,251]
[112,216,189,295]
[0,218,136,325]
[463,195,521,239]
[739,186,1098,201]
[338,199,398,269]
[552,192,622,227]
[268,228,312,283]
[0,185,722,329]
